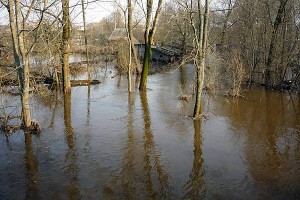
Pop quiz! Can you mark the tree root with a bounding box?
[23,121,41,134]
[1,121,41,135]
[185,114,209,120]
[224,91,245,98]
[192,114,209,120]
[0,124,21,134]
[178,94,190,101]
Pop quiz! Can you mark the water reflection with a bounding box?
[179,66,187,91]
[63,93,80,199]
[24,133,40,199]
[50,91,60,128]
[1,64,300,199]
[86,85,91,126]
[140,91,169,198]
[119,93,137,198]
[184,120,205,199]
[84,85,92,155]
[216,90,300,196]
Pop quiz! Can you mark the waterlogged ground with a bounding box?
[0,64,300,199]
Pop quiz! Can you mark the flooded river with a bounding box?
[0,64,300,199]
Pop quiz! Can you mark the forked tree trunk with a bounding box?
[193,0,210,119]
[139,0,164,90]
[61,0,71,93]
[8,0,32,128]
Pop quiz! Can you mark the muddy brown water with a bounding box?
[0,64,300,199]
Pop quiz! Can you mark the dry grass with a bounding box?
[224,50,248,98]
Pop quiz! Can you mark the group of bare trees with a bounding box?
[1,0,299,132]
[217,0,300,89]
[0,0,72,131]
[123,0,210,118]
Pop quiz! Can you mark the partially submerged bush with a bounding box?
[224,50,248,97]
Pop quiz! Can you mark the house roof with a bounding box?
[108,28,141,44]
[154,46,182,56]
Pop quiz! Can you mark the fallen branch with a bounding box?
[71,79,102,86]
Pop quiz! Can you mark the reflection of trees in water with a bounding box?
[140,91,169,198]
[32,91,63,128]
[116,92,170,198]
[84,85,92,154]
[179,66,187,91]
[117,75,122,88]
[215,90,300,195]
[49,91,61,128]
[183,120,206,199]
[34,91,63,110]
[155,65,193,138]
[63,93,80,200]
[119,93,137,198]
[86,86,91,125]
[24,133,40,199]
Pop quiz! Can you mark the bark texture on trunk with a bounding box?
[265,0,289,87]
[62,0,71,93]
[8,0,32,128]
[127,0,133,92]
[193,0,210,119]
[139,0,164,90]
[81,0,90,80]
[139,43,151,90]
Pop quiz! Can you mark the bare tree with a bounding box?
[127,0,133,92]
[81,0,91,80]
[219,0,236,51]
[2,0,46,130]
[61,0,71,93]
[265,0,289,87]
[190,0,210,118]
[139,0,165,91]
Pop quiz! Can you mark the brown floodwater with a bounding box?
[0,64,300,199]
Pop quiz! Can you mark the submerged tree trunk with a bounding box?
[139,0,164,91]
[139,39,152,91]
[61,0,71,93]
[132,43,141,75]
[127,0,133,92]
[7,0,32,128]
[193,0,210,119]
[265,0,289,87]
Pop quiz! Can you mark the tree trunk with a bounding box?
[265,0,288,87]
[81,0,90,80]
[193,57,205,118]
[139,0,164,91]
[132,44,141,75]
[139,42,151,90]
[8,0,32,128]
[61,0,71,93]
[193,0,209,119]
[20,58,32,128]
[127,0,133,92]
[220,0,233,51]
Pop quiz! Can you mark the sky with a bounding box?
[0,0,222,26]
[70,0,115,26]
[0,0,115,26]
